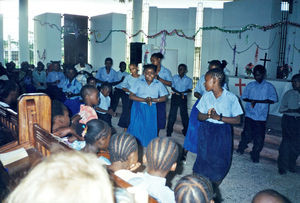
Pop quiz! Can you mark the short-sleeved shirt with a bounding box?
[128,172,175,203]
[242,80,278,121]
[130,78,169,104]
[32,70,47,89]
[279,89,300,117]
[195,74,229,96]
[75,63,93,86]
[97,92,111,114]
[158,65,172,82]
[115,71,129,89]
[172,74,193,95]
[61,78,82,99]
[46,71,66,88]
[122,74,143,95]
[197,88,243,124]
[95,67,118,85]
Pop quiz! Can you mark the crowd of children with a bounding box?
[0,52,298,202]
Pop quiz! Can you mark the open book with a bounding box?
[0,148,28,166]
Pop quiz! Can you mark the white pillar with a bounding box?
[0,14,3,64]
[19,0,29,63]
[132,0,143,42]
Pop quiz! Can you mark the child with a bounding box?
[87,76,97,87]
[111,61,129,111]
[151,53,172,133]
[32,61,47,91]
[184,60,226,154]
[0,80,19,111]
[252,189,291,203]
[167,64,192,137]
[127,64,168,147]
[95,83,116,127]
[108,133,141,173]
[128,137,179,203]
[46,61,66,102]
[237,65,278,163]
[62,66,82,116]
[5,151,114,203]
[174,174,214,203]
[118,63,141,130]
[277,74,300,174]
[193,68,243,184]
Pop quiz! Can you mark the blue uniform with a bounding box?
[194,75,206,95]
[46,71,65,88]
[32,69,47,90]
[242,79,278,121]
[193,89,243,182]
[158,65,172,82]
[62,78,82,116]
[121,75,143,94]
[115,71,129,89]
[127,78,168,146]
[171,75,193,95]
[95,67,118,84]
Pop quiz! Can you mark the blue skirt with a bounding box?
[156,102,166,129]
[184,99,202,153]
[64,98,81,116]
[193,121,232,182]
[127,101,157,147]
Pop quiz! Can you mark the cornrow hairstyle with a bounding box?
[143,64,157,73]
[109,133,138,163]
[205,68,225,88]
[151,52,164,59]
[145,137,179,172]
[208,60,222,69]
[80,85,98,103]
[292,73,300,82]
[174,174,214,203]
[253,64,266,75]
[85,119,111,145]
[252,189,291,203]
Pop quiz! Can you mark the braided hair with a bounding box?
[205,68,226,88]
[145,137,179,172]
[174,174,214,203]
[85,119,111,145]
[109,133,138,163]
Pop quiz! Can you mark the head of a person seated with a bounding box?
[108,133,139,172]
[51,61,61,72]
[100,83,112,97]
[87,77,97,87]
[65,65,78,82]
[5,151,114,203]
[0,80,19,108]
[105,57,113,69]
[51,100,70,132]
[82,119,111,154]
[144,137,179,177]
[80,85,99,106]
[174,174,215,203]
[291,73,300,91]
[119,61,126,72]
[252,189,291,203]
[36,61,45,72]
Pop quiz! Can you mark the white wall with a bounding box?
[200,8,223,76]
[0,14,3,64]
[148,7,196,78]
[220,0,281,79]
[34,13,62,65]
[89,13,126,70]
[286,0,300,76]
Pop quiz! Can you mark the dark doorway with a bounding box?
[63,14,88,65]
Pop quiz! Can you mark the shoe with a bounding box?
[236,148,244,155]
[278,168,287,175]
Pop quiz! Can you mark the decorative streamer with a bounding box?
[159,32,167,55]
[37,49,46,62]
[254,46,259,64]
[233,45,237,65]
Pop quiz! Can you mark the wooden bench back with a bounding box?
[0,106,18,139]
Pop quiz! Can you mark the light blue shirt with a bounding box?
[62,78,82,99]
[130,78,169,103]
[242,80,278,121]
[158,65,172,82]
[122,74,143,95]
[197,88,243,124]
[115,70,129,89]
[46,71,66,88]
[95,67,118,84]
[129,172,175,203]
[172,74,193,95]
[32,69,47,90]
[97,92,111,114]
[194,74,228,96]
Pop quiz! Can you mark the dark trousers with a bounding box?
[237,117,266,160]
[278,115,300,171]
[97,112,112,127]
[167,94,189,136]
[111,88,126,112]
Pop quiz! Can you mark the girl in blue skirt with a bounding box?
[127,64,169,147]
[193,68,243,185]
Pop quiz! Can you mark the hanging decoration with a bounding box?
[254,46,259,64]
[33,18,62,33]
[37,49,46,62]
[232,45,237,65]
[159,32,167,55]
